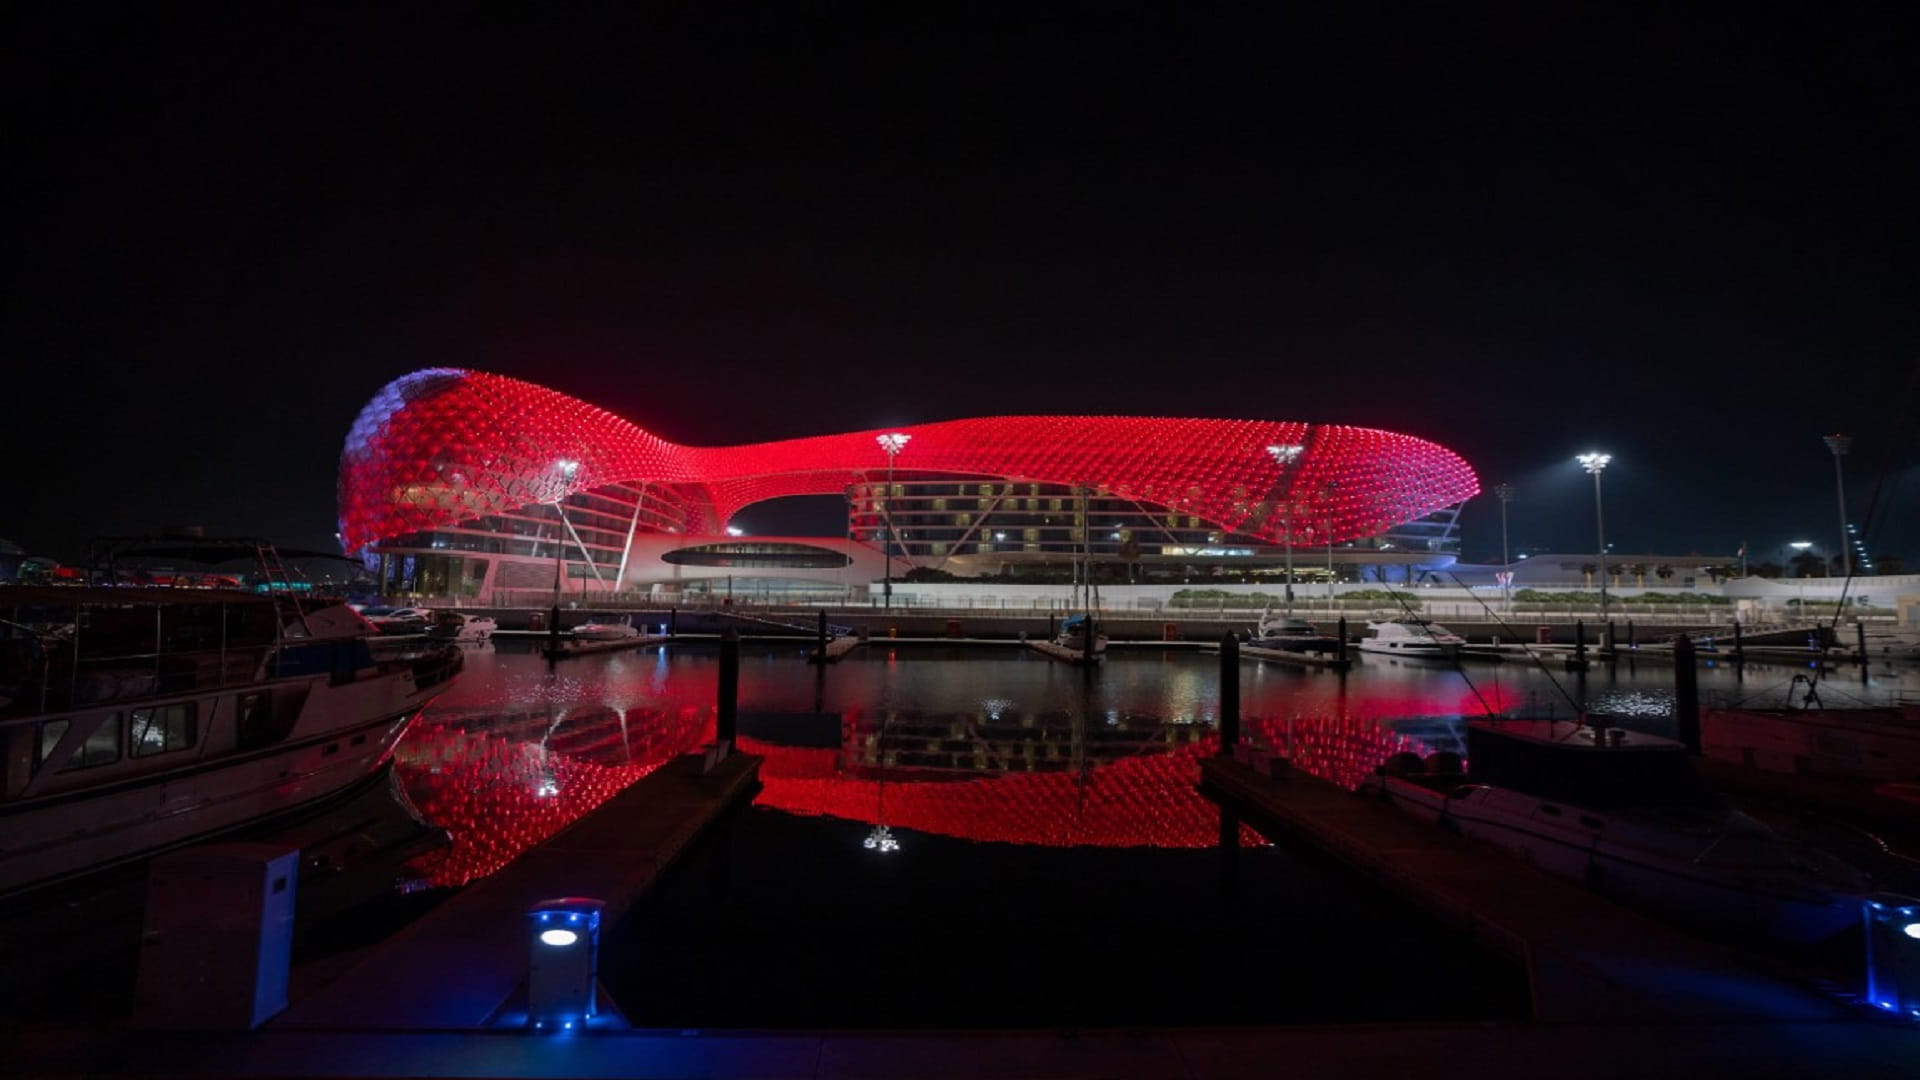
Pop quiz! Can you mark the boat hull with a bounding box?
[1370,777,1866,946]
[1,675,438,897]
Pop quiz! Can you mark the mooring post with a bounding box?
[1574,620,1587,665]
[1732,620,1744,665]
[547,602,561,665]
[1337,615,1349,665]
[1856,622,1869,680]
[817,609,828,656]
[1673,635,1701,754]
[717,628,739,748]
[669,606,678,637]
[1606,620,1617,656]
[1626,619,1636,651]
[1219,632,1240,753]
[1048,612,1057,641]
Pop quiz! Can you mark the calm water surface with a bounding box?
[386,640,1909,1027]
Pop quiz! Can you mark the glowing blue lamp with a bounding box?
[526,897,606,1031]
[1862,894,1920,1021]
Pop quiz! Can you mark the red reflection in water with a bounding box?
[393,674,1503,879]
[396,706,713,885]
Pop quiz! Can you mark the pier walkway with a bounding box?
[275,750,761,1030]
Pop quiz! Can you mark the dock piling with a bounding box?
[1673,636,1700,754]
[1337,616,1348,665]
[1219,632,1240,753]
[717,629,739,749]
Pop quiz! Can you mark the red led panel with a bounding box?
[339,369,1479,552]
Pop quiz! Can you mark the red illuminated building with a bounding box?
[339,369,1479,599]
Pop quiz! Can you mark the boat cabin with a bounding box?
[1465,720,1720,810]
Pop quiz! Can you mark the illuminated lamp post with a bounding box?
[1494,482,1515,611]
[876,433,910,610]
[1267,444,1305,613]
[1823,434,1852,578]
[549,459,579,644]
[1576,453,1611,630]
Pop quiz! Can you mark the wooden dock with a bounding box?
[808,636,866,663]
[277,750,761,1030]
[1235,643,1351,670]
[1197,756,1860,1025]
[1026,639,1100,665]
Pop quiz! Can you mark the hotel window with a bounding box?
[131,703,197,757]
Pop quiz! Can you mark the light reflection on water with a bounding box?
[394,640,1910,885]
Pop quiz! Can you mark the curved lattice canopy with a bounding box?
[338,369,1479,553]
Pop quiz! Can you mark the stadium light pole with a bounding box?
[1494,483,1515,611]
[1576,453,1611,629]
[1267,444,1305,613]
[876,433,911,610]
[1823,434,1852,578]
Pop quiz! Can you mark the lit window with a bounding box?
[131,703,198,757]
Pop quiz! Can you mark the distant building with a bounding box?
[338,369,1480,601]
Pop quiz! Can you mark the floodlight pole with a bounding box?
[1267,444,1305,614]
[1495,483,1515,611]
[1576,454,1611,632]
[1823,434,1852,578]
[876,434,910,610]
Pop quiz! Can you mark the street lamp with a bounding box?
[1494,483,1515,610]
[876,433,910,609]
[1575,453,1611,628]
[1267,444,1304,613]
[1823,434,1852,578]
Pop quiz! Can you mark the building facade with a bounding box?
[338,369,1481,601]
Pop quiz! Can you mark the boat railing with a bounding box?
[2,637,273,719]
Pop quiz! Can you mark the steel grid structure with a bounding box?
[338,369,1479,556]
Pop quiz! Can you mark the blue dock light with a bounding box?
[1861,894,1920,1021]
[526,898,606,1031]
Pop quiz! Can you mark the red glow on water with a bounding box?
[395,706,713,886]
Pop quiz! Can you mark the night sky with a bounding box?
[11,4,1917,568]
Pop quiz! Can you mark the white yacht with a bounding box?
[570,615,640,641]
[1357,618,1465,657]
[0,585,462,896]
[1364,719,1877,945]
[426,610,497,644]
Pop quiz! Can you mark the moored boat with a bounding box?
[1246,609,1344,654]
[0,584,462,896]
[1054,614,1108,658]
[426,610,497,643]
[1363,718,1879,945]
[1357,617,1465,658]
[570,615,640,641]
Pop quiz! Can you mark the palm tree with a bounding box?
[1630,563,1649,588]
[1655,564,1675,586]
[1581,563,1597,588]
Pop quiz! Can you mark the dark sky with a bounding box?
[11,3,1917,568]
